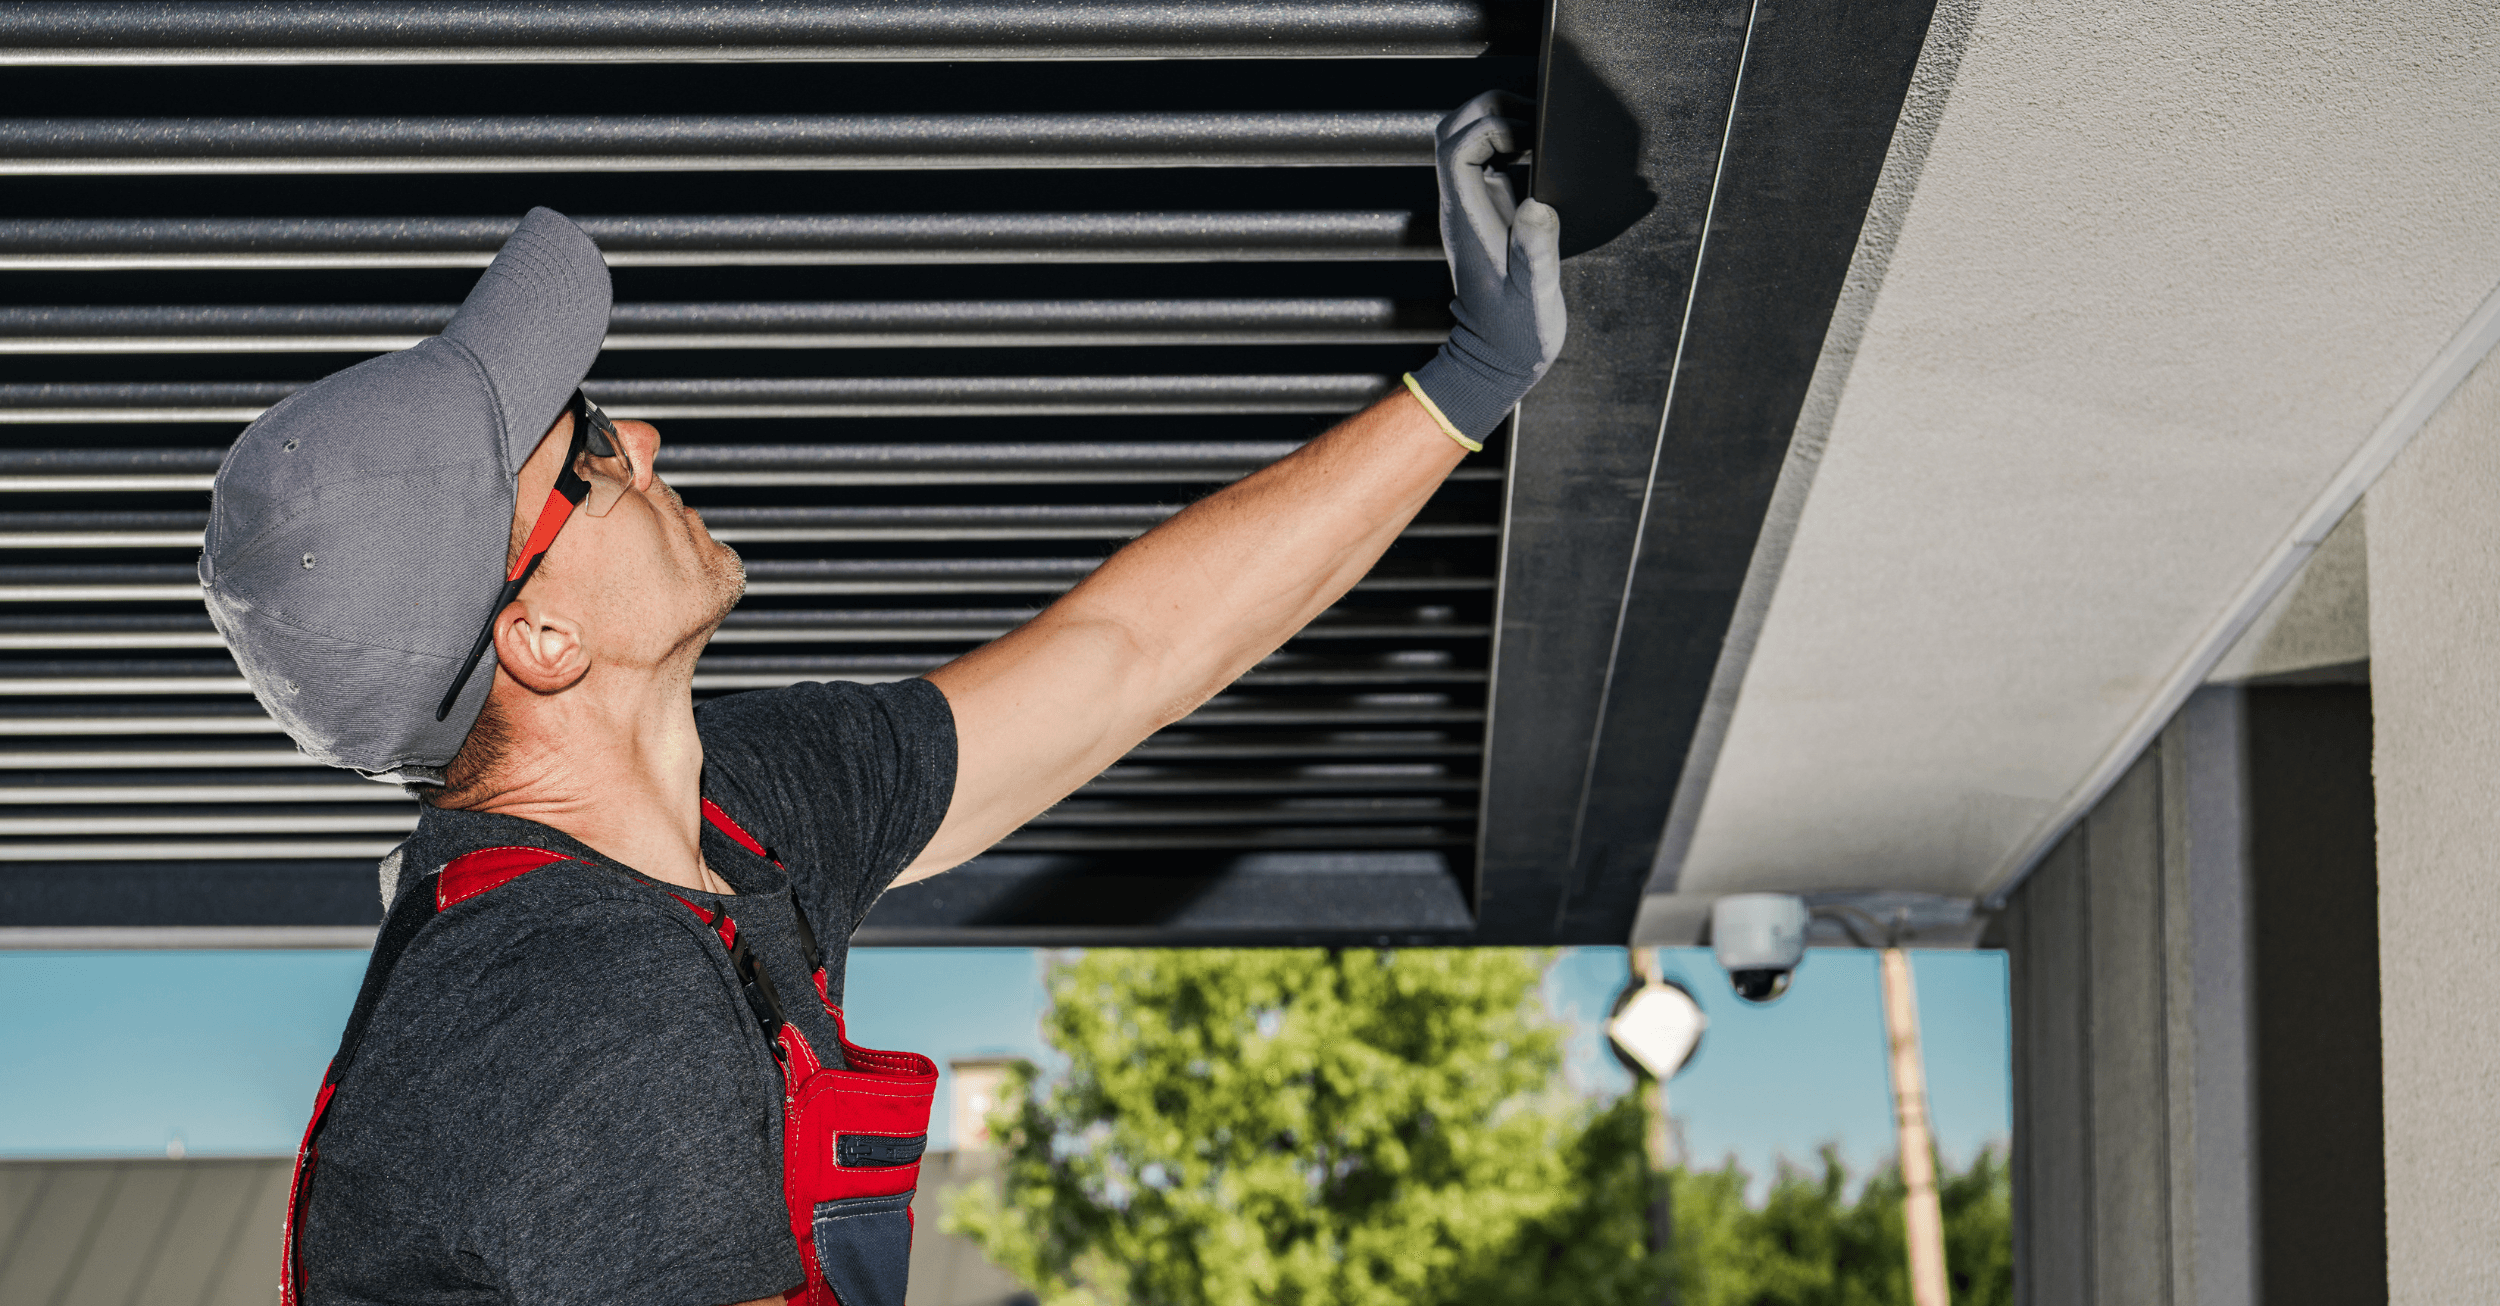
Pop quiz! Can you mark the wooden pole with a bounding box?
[1880,947,1950,1306]
[1627,947,1674,1169]
[1627,947,1674,1300]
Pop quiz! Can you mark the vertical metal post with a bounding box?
[1882,947,1950,1306]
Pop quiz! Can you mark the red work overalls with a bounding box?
[281,800,938,1306]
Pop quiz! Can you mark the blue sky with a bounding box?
[1546,947,2011,1192]
[0,944,2007,1196]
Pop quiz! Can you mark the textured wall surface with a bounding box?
[1668,0,2500,901]
[2001,685,2380,1306]
[2204,504,2367,684]
[2365,350,2500,1305]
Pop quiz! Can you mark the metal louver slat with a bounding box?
[0,611,1493,649]
[0,213,1446,270]
[0,111,1440,174]
[0,3,1531,945]
[2,735,1483,768]
[0,3,1528,64]
[0,299,1455,352]
[0,506,1499,546]
[0,443,1507,491]
[0,376,1399,422]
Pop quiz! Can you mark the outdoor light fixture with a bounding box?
[1605,971,1708,1081]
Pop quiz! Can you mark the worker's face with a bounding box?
[510,409,745,678]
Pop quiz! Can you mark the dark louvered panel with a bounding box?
[0,5,1534,941]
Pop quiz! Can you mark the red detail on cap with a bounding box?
[436,846,574,911]
[701,798,777,863]
[508,483,578,583]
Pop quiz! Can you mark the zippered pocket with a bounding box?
[811,1190,915,1306]
[836,1131,927,1168]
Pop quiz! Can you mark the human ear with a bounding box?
[488,600,589,695]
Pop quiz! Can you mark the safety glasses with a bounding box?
[434,391,636,720]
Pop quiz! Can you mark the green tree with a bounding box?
[945,948,1671,1306]
[1936,1147,2014,1306]
[1668,1146,2013,1306]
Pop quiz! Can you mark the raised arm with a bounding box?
[902,93,1564,880]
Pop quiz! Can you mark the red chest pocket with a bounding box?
[692,799,938,1306]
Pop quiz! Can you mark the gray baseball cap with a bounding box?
[200,207,612,783]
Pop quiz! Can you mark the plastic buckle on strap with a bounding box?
[673,892,790,1060]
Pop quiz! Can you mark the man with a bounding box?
[207,93,1561,1306]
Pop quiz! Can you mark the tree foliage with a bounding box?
[1669,1146,2013,1306]
[945,946,2013,1306]
[945,948,1671,1306]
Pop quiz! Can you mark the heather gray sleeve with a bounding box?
[695,678,958,937]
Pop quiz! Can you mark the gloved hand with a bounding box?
[1408,90,1566,447]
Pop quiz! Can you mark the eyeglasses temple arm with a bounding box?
[433,478,580,722]
[434,561,539,721]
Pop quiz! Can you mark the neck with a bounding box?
[445,663,721,893]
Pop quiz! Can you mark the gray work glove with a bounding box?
[1409,91,1566,444]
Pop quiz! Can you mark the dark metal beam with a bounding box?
[859,851,1475,946]
[1470,0,1751,943]
[1555,0,1940,937]
[1473,0,1939,943]
[0,860,387,927]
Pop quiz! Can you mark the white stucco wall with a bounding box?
[2204,503,2366,684]
[1662,0,2500,904]
[2365,350,2500,1305]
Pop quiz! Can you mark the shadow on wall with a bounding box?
[1537,35,1659,259]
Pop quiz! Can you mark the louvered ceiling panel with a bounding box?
[0,3,1540,942]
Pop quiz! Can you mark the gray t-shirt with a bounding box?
[300,678,956,1306]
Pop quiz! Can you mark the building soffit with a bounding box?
[1642,0,2500,939]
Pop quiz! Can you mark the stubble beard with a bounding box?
[660,537,745,666]
[700,538,746,630]
[652,474,746,652]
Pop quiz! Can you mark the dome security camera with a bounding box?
[1711,894,1809,1003]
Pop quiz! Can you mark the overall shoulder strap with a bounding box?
[700,798,777,864]
[282,845,572,1305]
[700,797,820,966]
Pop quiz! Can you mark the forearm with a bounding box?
[1046,387,1462,717]
[909,91,1558,879]
[910,390,1466,875]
